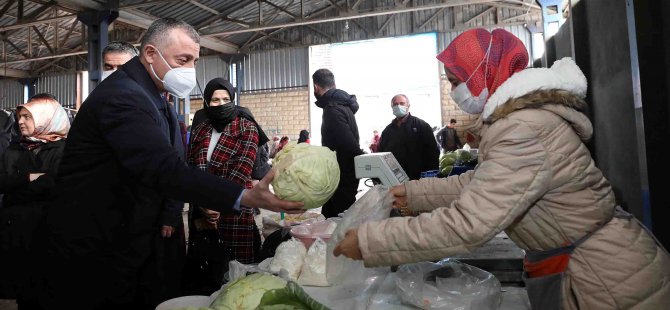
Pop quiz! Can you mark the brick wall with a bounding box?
[239,87,310,141]
[439,76,481,147]
[187,88,310,141]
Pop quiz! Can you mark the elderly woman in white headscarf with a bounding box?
[0,93,70,304]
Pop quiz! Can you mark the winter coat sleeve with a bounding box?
[99,95,244,212]
[404,169,475,214]
[160,199,184,227]
[323,107,363,156]
[435,127,445,147]
[358,119,552,267]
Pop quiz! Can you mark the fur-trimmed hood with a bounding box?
[482,57,593,141]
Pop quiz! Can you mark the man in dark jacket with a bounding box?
[435,118,462,153]
[32,18,302,310]
[378,94,439,180]
[312,69,364,218]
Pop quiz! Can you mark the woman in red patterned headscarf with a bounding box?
[437,28,529,114]
[334,28,670,310]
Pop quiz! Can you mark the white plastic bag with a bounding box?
[395,258,501,310]
[269,238,307,281]
[298,237,329,286]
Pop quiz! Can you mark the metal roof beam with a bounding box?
[0,14,75,31]
[351,0,365,11]
[0,66,29,78]
[204,0,507,36]
[117,9,238,53]
[56,0,239,53]
[0,0,16,19]
[185,0,219,15]
[418,7,445,29]
[2,48,86,65]
[121,0,181,10]
[195,0,256,30]
[465,6,494,24]
[32,25,54,54]
[2,38,29,58]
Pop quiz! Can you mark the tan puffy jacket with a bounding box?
[357,59,670,309]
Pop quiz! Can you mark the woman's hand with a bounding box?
[333,229,363,260]
[29,173,45,182]
[161,225,175,238]
[200,207,220,224]
[390,184,410,213]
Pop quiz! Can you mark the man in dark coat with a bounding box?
[312,69,364,218]
[435,118,462,153]
[378,94,439,180]
[31,18,302,310]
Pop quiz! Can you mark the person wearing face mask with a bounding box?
[183,78,268,294]
[29,18,303,310]
[100,41,139,82]
[377,94,439,180]
[0,94,69,307]
[333,28,670,309]
[103,40,187,304]
[312,68,365,218]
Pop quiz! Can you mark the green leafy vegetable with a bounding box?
[272,143,340,210]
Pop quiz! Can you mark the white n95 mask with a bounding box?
[149,48,197,98]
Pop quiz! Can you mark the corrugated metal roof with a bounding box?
[0,0,541,76]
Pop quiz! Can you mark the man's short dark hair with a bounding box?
[140,18,200,51]
[450,118,457,124]
[312,69,335,88]
[29,93,58,102]
[103,41,139,58]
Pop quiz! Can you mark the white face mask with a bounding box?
[450,35,493,115]
[100,70,115,81]
[451,84,489,114]
[392,105,408,118]
[149,47,197,98]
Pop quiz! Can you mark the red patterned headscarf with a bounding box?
[437,28,529,98]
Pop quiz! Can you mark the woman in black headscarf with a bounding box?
[184,78,268,294]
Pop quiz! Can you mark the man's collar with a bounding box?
[393,113,411,126]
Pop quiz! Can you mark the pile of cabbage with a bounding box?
[439,149,477,176]
[272,143,340,210]
[178,273,329,310]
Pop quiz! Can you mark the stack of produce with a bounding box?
[439,150,477,177]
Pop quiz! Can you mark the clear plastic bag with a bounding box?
[326,185,393,285]
[395,258,501,310]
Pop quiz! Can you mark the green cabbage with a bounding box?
[272,143,340,210]
[211,273,287,309]
[199,273,329,310]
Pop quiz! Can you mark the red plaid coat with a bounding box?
[187,117,260,263]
